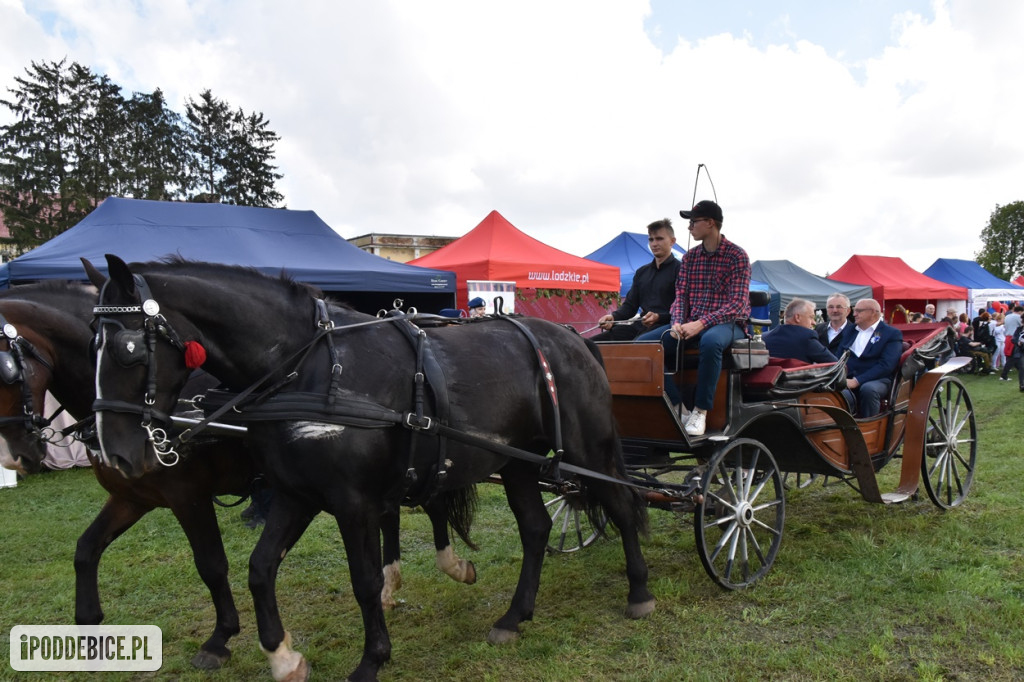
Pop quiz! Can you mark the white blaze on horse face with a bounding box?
[287,421,345,442]
[0,443,22,473]
[93,325,114,469]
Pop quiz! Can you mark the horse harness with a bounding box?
[91,277,608,499]
[0,311,72,443]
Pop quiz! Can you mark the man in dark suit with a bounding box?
[815,293,851,354]
[764,298,838,364]
[838,298,904,417]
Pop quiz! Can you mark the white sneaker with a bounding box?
[685,409,707,437]
[675,403,691,420]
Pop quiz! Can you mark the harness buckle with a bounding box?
[404,413,433,431]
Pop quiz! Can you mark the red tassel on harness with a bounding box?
[184,340,207,369]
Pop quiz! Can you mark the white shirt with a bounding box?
[827,320,847,344]
[1004,312,1021,339]
[850,320,881,357]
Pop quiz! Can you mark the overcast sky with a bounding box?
[2,0,1022,277]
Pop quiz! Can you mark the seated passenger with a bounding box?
[592,218,680,341]
[838,298,904,418]
[763,298,838,364]
[816,293,851,354]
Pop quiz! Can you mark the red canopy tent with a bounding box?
[830,255,968,319]
[410,210,620,330]
[1015,275,1024,287]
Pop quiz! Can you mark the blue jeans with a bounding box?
[660,323,746,410]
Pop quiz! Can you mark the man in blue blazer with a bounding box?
[764,298,838,364]
[838,298,904,417]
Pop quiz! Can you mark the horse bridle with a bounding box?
[0,312,62,441]
[92,274,189,466]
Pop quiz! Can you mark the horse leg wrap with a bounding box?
[261,631,309,682]
[381,560,402,609]
[436,545,477,584]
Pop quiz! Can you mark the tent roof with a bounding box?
[409,210,619,292]
[923,258,1024,294]
[830,255,967,301]
[584,231,685,296]
[0,197,455,295]
[750,260,871,308]
[1016,276,1024,287]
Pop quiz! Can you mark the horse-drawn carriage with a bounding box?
[592,311,975,589]
[2,259,977,681]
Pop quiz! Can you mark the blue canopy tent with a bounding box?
[923,258,1024,314]
[751,260,872,326]
[0,197,456,313]
[585,231,774,321]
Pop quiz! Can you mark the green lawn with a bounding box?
[1,372,1022,681]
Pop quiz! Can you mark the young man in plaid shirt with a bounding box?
[663,200,751,436]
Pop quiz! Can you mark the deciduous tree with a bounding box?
[976,202,1024,281]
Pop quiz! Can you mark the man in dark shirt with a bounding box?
[592,218,680,341]
[764,298,838,364]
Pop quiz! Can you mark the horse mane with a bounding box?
[136,255,325,301]
[0,279,96,299]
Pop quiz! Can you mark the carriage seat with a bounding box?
[741,357,847,398]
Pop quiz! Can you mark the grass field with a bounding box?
[1,372,1022,681]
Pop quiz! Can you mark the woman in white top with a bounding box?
[993,312,1007,371]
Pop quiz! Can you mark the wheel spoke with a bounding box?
[709,521,739,563]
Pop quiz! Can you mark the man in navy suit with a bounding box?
[838,298,904,417]
[764,298,838,364]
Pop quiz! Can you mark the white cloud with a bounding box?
[2,0,1023,276]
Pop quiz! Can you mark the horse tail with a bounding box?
[440,485,480,551]
[575,476,650,540]
[582,336,606,369]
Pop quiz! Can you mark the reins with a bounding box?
[92,274,598,495]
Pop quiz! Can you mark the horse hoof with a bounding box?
[282,657,311,682]
[464,561,477,585]
[191,648,231,670]
[625,599,656,620]
[487,627,519,645]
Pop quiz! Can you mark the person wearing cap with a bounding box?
[468,296,487,317]
[663,199,751,437]
[593,218,680,341]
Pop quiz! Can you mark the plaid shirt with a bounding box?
[670,235,751,328]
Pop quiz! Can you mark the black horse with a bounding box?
[88,255,654,682]
[0,281,476,672]
[0,282,256,669]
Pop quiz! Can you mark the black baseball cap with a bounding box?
[679,200,723,223]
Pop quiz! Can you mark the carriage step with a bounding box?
[880,491,912,504]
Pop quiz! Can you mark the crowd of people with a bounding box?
[592,199,1024,437]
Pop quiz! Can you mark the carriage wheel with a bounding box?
[921,375,977,509]
[543,491,606,553]
[695,438,785,590]
[781,471,819,490]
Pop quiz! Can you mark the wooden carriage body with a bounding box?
[597,322,970,506]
